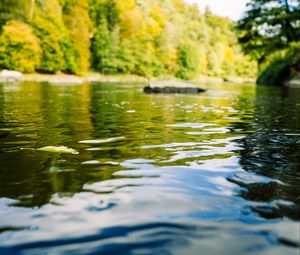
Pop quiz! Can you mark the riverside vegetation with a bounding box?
[0,0,299,85]
[237,0,300,86]
[0,0,257,80]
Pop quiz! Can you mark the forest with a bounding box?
[0,0,257,80]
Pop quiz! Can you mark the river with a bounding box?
[0,81,299,254]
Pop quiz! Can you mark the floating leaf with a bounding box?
[37,146,79,154]
[81,160,101,165]
[79,137,125,144]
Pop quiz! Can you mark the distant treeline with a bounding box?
[0,0,257,79]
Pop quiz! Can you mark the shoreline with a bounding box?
[2,71,256,85]
[23,73,148,84]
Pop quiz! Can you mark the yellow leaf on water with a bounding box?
[37,146,79,154]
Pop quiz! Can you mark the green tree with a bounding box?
[237,0,300,63]
[90,0,120,73]
[0,0,39,27]
[92,18,120,73]
[176,42,199,80]
[0,0,25,28]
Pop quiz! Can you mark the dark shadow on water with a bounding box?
[232,86,300,220]
[0,223,199,255]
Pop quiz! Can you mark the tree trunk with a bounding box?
[283,0,295,42]
[29,0,35,22]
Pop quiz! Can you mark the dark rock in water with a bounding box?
[144,81,206,94]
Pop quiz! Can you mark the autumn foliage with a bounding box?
[0,0,257,78]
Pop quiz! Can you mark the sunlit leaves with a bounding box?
[0,0,257,77]
[63,0,91,74]
[119,8,146,37]
[0,20,41,72]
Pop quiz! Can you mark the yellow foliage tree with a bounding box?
[63,0,92,75]
[119,8,146,38]
[0,20,41,73]
[115,0,135,13]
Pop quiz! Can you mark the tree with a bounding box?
[176,42,199,79]
[92,18,120,73]
[29,0,35,22]
[62,0,92,74]
[33,0,79,73]
[0,20,41,72]
[0,0,257,77]
[237,0,300,63]
[0,0,26,28]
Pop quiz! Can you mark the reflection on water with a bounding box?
[0,82,299,254]
[236,87,300,221]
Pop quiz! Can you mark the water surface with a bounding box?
[0,82,299,255]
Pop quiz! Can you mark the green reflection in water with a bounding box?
[0,82,255,207]
[0,81,299,213]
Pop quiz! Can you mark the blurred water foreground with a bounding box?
[0,81,299,254]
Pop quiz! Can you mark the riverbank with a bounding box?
[23,73,148,84]
[20,72,255,85]
[0,69,256,85]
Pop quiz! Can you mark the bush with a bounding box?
[0,20,41,73]
[257,43,300,86]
